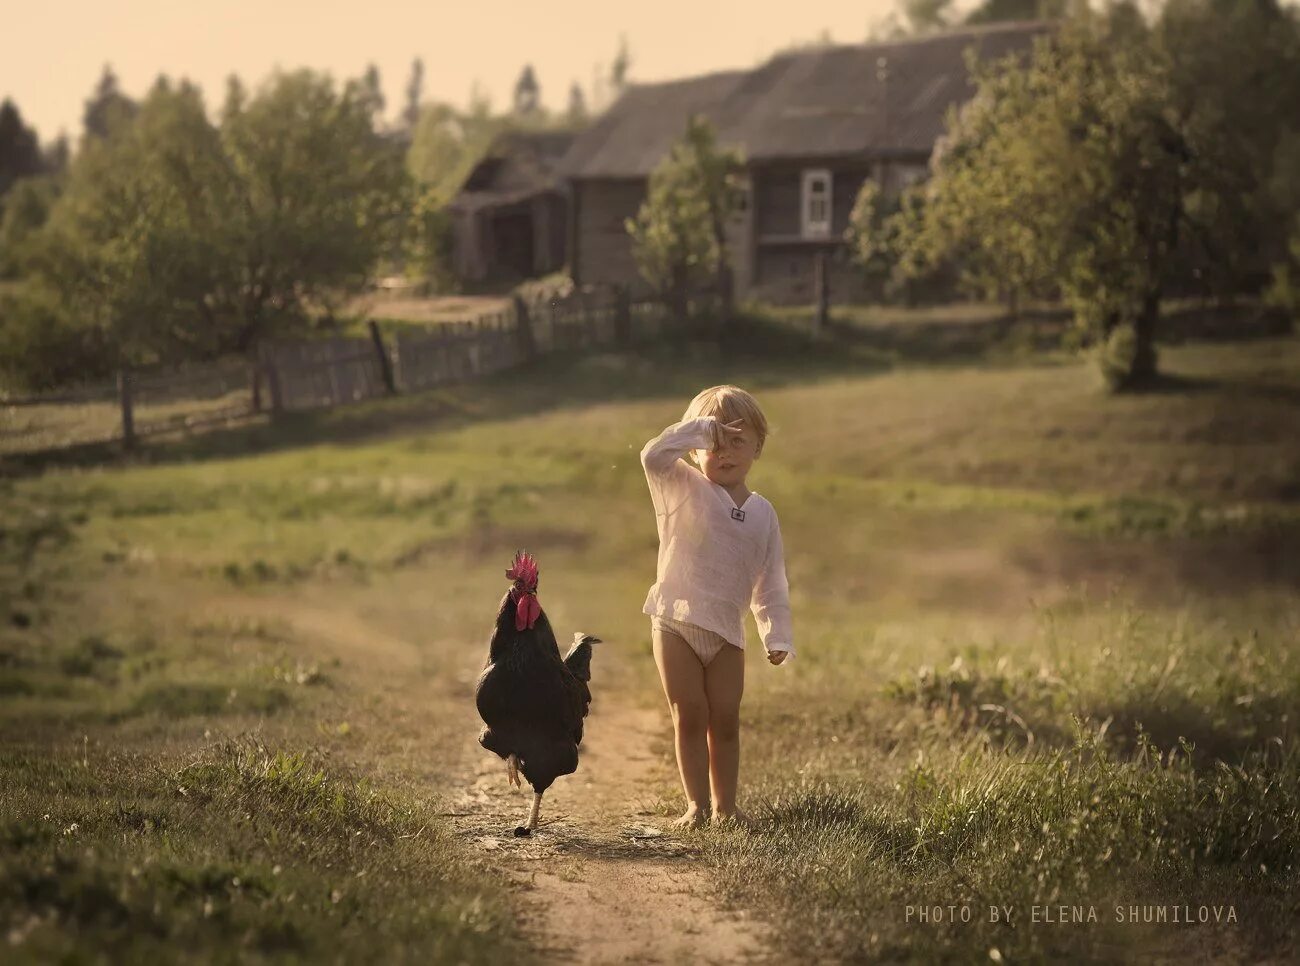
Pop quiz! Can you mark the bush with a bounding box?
[0,283,114,391]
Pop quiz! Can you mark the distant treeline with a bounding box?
[0,49,626,391]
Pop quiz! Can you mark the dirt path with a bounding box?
[212,590,774,965]
[453,698,773,965]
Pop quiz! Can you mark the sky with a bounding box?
[3,0,915,146]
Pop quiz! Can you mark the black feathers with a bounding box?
[474,587,601,795]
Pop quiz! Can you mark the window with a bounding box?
[801,169,832,238]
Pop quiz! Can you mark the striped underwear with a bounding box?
[650,615,741,667]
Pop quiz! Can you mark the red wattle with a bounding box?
[513,591,541,631]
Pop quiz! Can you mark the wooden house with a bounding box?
[448,129,575,283]
[558,21,1052,303]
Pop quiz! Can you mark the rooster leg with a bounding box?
[514,791,544,837]
[506,754,521,789]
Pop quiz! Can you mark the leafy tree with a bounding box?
[844,178,907,296]
[43,133,70,174]
[625,114,745,325]
[403,58,424,132]
[22,78,239,369]
[219,69,409,346]
[351,62,384,119]
[221,74,247,125]
[894,2,1300,390]
[7,67,411,384]
[0,100,43,200]
[964,0,1068,25]
[0,175,62,278]
[407,101,507,206]
[81,64,137,143]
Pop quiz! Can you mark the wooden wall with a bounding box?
[572,179,647,287]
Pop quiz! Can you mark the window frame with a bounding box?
[801,168,833,239]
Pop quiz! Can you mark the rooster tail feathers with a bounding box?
[563,633,601,682]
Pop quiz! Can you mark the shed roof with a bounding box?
[450,128,578,208]
[560,20,1053,178]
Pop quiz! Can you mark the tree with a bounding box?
[513,65,540,116]
[219,69,409,347]
[221,74,247,126]
[0,100,43,200]
[406,100,508,205]
[964,0,1068,25]
[893,2,1300,390]
[403,58,425,131]
[82,64,137,143]
[0,175,62,278]
[43,133,69,174]
[10,66,412,382]
[354,63,386,119]
[610,35,632,97]
[566,82,588,125]
[845,178,905,296]
[29,79,240,367]
[869,0,954,39]
[625,114,745,327]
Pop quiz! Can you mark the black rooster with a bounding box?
[475,550,601,836]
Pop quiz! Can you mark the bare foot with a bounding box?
[671,804,708,829]
[709,807,755,830]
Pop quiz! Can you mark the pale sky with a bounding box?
[3,0,918,146]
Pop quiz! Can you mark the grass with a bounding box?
[0,739,521,964]
[1,317,1297,961]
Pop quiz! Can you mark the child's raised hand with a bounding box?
[767,649,788,665]
[712,418,746,451]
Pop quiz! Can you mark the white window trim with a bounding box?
[801,168,832,239]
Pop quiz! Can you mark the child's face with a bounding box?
[693,418,761,489]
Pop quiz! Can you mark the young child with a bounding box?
[639,385,793,829]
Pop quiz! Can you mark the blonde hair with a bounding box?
[682,385,769,462]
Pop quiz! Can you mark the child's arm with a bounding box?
[639,416,719,477]
[751,510,794,665]
[639,416,740,516]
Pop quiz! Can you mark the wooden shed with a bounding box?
[558,21,1052,304]
[449,130,575,284]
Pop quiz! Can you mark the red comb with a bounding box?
[505,550,539,588]
[506,550,541,630]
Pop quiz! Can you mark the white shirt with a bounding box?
[640,416,795,662]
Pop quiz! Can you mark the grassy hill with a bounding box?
[2,329,1297,962]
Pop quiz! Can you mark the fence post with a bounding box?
[513,294,537,362]
[614,285,631,347]
[580,289,595,348]
[813,251,830,337]
[265,352,284,416]
[250,363,263,412]
[367,319,397,394]
[117,368,136,449]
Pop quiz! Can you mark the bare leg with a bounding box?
[507,754,521,788]
[704,643,748,825]
[651,627,710,828]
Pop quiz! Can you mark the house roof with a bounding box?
[559,21,1054,179]
[450,128,578,209]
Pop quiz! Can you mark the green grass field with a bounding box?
[2,320,1298,962]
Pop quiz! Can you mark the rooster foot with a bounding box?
[513,792,543,837]
[506,754,521,789]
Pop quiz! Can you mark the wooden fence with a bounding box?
[1,284,693,459]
